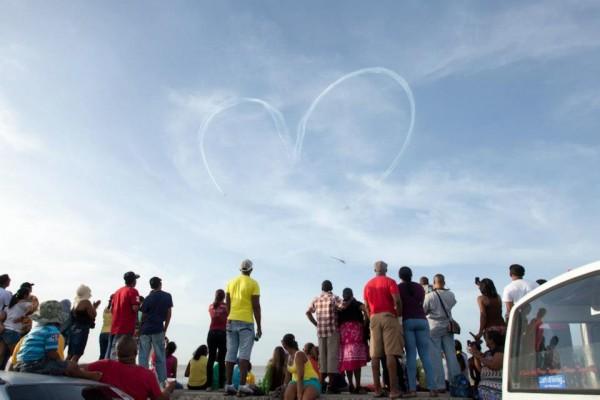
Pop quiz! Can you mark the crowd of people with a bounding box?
[0,261,542,400]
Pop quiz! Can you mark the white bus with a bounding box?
[503,260,600,398]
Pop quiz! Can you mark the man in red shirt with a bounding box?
[87,335,175,400]
[106,271,140,359]
[363,261,403,398]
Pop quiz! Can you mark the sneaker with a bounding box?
[224,384,237,395]
[238,384,254,396]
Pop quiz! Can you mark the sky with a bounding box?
[1,0,599,365]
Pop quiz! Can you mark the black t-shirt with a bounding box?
[140,290,173,335]
[338,299,364,324]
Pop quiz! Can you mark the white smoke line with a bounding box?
[198,68,415,196]
[198,97,291,194]
[295,67,416,184]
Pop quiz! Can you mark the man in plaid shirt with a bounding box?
[306,280,344,393]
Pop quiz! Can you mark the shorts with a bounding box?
[290,378,321,394]
[318,332,340,374]
[68,325,90,357]
[369,312,404,358]
[15,358,69,375]
[225,320,255,363]
[1,329,21,346]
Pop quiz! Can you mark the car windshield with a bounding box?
[508,271,600,394]
[7,384,128,400]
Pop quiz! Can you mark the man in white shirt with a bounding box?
[502,264,537,321]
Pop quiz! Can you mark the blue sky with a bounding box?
[1,0,599,363]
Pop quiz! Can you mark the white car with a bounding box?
[503,260,600,398]
[0,372,132,400]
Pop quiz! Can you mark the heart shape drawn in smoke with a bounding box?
[198,67,415,199]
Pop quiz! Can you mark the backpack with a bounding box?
[449,374,472,398]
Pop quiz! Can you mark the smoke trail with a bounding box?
[198,97,291,194]
[295,67,416,185]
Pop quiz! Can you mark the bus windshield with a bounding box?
[508,271,600,394]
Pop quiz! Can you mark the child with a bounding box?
[13,300,101,380]
[185,345,209,390]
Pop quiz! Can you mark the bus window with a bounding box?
[508,271,600,394]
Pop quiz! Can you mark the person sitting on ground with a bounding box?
[455,340,469,380]
[469,330,504,399]
[303,343,321,382]
[13,300,101,381]
[282,333,320,400]
[261,346,288,394]
[474,278,506,340]
[185,344,209,390]
[154,341,183,389]
[467,340,481,389]
[87,335,175,400]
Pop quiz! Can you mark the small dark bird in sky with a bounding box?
[330,256,346,264]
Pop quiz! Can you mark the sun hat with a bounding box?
[31,300,67,325]
[240,259,253,272]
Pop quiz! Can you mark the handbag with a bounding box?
[434,290,461,335]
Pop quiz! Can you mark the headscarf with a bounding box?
[73,284,92,308]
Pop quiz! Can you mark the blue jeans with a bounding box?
[99,332,110,360]
[139,331,167,383]
[403,319,435,391]
[225,320,254,363]
[430,334,461,390]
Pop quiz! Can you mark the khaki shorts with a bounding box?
[370,312,404,358]
[318,332,340,374]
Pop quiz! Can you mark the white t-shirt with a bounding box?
[502,279,537,304]
[3,301,32,332]
[0,288,12,310]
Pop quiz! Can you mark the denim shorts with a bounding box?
[16,358,69,375]
[225,320,254,363]
[1,329,22,346]
[67,325,90,357]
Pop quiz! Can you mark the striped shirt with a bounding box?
[17,324,60,363]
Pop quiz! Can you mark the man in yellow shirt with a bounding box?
[224,259,261,396]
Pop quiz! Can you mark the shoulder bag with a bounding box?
[434,290,461,335]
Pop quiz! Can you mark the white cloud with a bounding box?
[0,96,42,152]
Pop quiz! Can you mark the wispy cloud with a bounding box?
[0,96,42,152]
